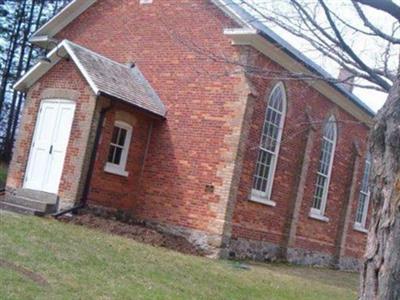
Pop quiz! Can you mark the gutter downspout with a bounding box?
[53,103,112,218]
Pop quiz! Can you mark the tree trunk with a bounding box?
[3,0,36,162]
[0,0,27,116]
[9,0,46,156]
[360,77,400,299]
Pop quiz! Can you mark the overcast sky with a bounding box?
[248,0,399,113]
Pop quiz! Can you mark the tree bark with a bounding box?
[360,76,400,299]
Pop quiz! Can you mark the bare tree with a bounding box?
[237,0,399,298]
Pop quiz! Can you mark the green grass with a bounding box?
[0,163,7,188]
[0,212,359,300]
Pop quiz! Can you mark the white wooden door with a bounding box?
[24,99,76,194]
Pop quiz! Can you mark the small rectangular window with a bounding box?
[104,121,132,177]
[107,127,127,165]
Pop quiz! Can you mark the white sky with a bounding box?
[353,87,387,112]
[249,0,399,113]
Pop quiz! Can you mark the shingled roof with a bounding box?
[14,40,167,118]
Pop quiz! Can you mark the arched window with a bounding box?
[311,115,337,219]
[104,120,132,177]
[251,82,287,205]
[355,153,371,230]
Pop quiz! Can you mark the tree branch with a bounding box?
[352,0,400,44]
[318,0,392,91]
[354,0,400,21]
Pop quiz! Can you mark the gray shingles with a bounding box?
[66,41,166,117]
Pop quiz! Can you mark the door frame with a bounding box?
[23,98,76,194]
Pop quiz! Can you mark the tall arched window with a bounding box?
[251,82,287,206]
[355,153,371,230]
[311,115,337,219]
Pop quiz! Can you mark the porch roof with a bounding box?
[14,40,167,118]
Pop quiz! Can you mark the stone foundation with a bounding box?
[337,256,362,271]
[286,247,334,267]
[86,204,223,256]
[83,204,362,270]
[227,237,362,271]
[227,237,282,262]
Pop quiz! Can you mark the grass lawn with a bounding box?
[0,212,359,300]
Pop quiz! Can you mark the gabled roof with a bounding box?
[14,40,166,118]
[27,0,374,121]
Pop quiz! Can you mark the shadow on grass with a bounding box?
[242,261,360,291]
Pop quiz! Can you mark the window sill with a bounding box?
[308,212,329,222]
[248,194,276,207]
[104,164,129,177]
[353,224,368,234]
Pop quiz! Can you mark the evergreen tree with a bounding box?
[0,0,72,161]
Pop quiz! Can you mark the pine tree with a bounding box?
[0,0,72,161]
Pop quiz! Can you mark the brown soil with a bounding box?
[0,259,48,286]
[59,212,204,256]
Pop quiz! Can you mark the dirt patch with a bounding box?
[0,259,48,286]
[59,212,204,256]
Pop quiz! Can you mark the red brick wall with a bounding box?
[87,103,153,212]
[43,0,372,258]
[230,52,371,259]
[56,0,246,233]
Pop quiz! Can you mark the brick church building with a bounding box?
[3,0,374,269]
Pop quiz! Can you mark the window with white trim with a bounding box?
[310,115,337,218]
[355,153,371,229]
[250,82,287,205]
[104,121,132,177]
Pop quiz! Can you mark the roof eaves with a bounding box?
[98,91,166,119]
[217,0,375,117]
[13,40,100,96]
[13,42,66,91]
[256,30,375,117]
[209,0,250,27]
[63,41,100,96]
[30,0,97,43]
[129,66,166,116]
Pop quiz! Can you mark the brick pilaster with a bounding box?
[211,70,259,257]
[284,108,317,258]
[335,141,362,267]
